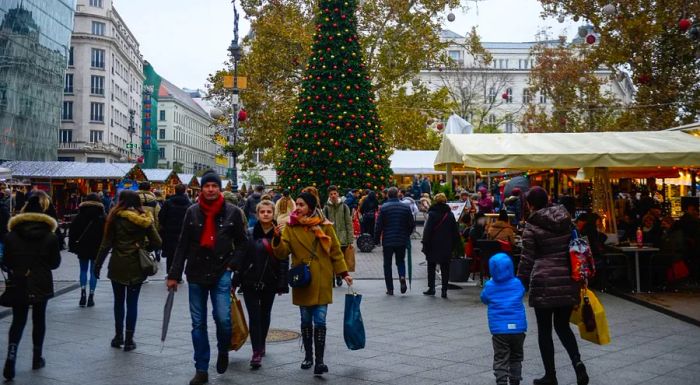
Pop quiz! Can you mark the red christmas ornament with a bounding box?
[436,123,444,131]
[501,92,509,100]
[586,34,596,44]
[679,18,692,32]
[238,109,248,122]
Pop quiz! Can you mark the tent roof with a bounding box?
[177,173,195,185]
[435,131,700,171]
[390,151,443,175]
[141,169,179,183]
[1,161,135,179]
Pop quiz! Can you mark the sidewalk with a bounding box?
[1,245,700,384]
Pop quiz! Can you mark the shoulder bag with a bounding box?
[0,269,27,308]
[288,235,318,288]
[136,241,158,277]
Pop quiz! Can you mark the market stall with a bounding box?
[389,150,473,190]
[140,169,181,196]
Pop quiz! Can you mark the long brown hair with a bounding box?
[104,190,145,238]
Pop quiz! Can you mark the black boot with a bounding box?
[441,289,448,298]
[313,326,328,375]
[216,351,229,374]
[111,325,123,348]
[87,293,95,307]
[300,326,313,369]
[123,330,136,352]
[423,288,435,295]
[189,371,208,385]
[32,346,45,370]
[574,362,589,385]
[533,373,558,385]
[3,343,17,380]
[79,289,87,307]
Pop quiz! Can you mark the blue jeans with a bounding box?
[383,245,406,291]
[79,259,98,292]
[300,305,327,328]
[189,272,232,372]
[111,282,141,333]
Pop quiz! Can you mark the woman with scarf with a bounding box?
[272,192,352,376]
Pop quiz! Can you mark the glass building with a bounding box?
[0,0,76,161]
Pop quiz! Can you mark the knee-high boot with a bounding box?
[3,343,17,380]
[313,326,328,375]
[300,326,313,370]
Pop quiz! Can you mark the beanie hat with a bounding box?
[298,191,318,212]
[200,171,222,189]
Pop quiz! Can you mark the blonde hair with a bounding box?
[22,190,51,213]
[261,194,272,201]
[434,193,447,204]
[257,199,275,214]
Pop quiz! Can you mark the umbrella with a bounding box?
[160,287,175,352]
[407,243,412,289]
[504,176,530,197]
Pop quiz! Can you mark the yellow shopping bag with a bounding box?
[230,292,249,351]
[571,288,610,345]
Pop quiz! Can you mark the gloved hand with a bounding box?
[94,267,101,280]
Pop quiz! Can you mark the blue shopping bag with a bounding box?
[343,286,365,350]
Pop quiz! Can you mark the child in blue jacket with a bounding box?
[481,253,527,385]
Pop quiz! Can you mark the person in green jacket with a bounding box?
[95,190,162,352]
[323,185,354,286]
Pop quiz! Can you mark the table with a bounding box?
[615,246,660,293]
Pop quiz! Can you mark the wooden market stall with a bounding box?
[389,150,474,190]
[140,169,181,196]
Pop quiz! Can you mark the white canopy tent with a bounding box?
[0,167,11,180]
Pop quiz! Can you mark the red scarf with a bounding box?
[199,193,224,249]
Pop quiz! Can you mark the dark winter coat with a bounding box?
[68,201,105,260]
[3,213,61,303]
[481,253,527,335]
[244,193,262,219]
[0,203,9,240]
[374,198,414,247]
[517,205,579,308]
[95,210,162,286]
[168,202,249,285]
[422,202,460,264]
[234,222,289,293]
[158,193,192,258]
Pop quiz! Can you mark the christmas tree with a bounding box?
[277,0,391,196]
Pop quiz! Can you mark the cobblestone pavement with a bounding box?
[1,231,699,384]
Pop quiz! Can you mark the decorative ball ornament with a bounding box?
[679,18,692,32]
[238,109,248,122]
[578,25,589,38]
[586,34,596,44]
[602,4,617,16]
[436,123,444,131]
[573,15,580,22]
[557,14,565,23]
[447,12,456,22]
[501,92,509,100]
[690,25,700,40]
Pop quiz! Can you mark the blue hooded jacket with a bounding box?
[480,253,527,334]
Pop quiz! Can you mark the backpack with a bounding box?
[570,229,595,283]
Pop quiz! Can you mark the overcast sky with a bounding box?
[115,0,577,91]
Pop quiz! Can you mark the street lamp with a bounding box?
[128,108,136,160]
[226,1,242,191]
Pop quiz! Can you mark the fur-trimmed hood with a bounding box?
[79,200,104,209]
[117,209,153,228]
[8,212,58,239]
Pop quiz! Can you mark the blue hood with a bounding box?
[489,253,514,283]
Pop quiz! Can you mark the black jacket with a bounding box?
[234,222,289,293]
[244,193,262,219]
[158,193,192,257]
[68,201,105,260]
[374,198,414,246]
[3,213,61,303]
[422,203,460,264]
[168,202,248,285]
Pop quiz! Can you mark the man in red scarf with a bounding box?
[167,171,248,385]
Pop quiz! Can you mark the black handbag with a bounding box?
[0,270,26,308]
[288,237,318,288]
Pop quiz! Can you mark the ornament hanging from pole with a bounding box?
[586,34,597,45]
[447,12,456,22]
[602,4,617,16]
[238,109,248,122]
[679,18,691,32]
[557,14,565,23]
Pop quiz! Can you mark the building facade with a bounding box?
[59,0,144,163]
[0,0,75,161]
[416,30,635,133]
[156,79,220,174]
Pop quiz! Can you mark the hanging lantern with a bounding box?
[679,18,692,32]
[447,12,456,22]
[586,34,596,44]
[602,4,617,16]
[238,109,248,122]
[557,14,565,23]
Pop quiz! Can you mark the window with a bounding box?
[62,101,73,120]
[504,88,513,103]
[87,157,105,163]
[91,21,105,36]
[59,129,72,143]
[159,110,166,121]
[91,48,105,68]
[68,46,73,66]
[505,115,514,134]
[488,87,496,103]
[159,148,166,159]
[90,102,104,122]
[539,92,547,104]
[58,157,75,162]
[253,149,264,163]
[159,129,166,140]
[64,74,73,93]
[89,130,104,143]
[90,75,104,95]
[488,114,496,125]
[448,50,462,65]
[522,89,531,104]
[89,0,103,7]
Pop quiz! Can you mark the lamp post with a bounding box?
[228,0,242,192]
[128,108,136,160]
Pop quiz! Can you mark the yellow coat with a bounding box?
[273,223,348,307]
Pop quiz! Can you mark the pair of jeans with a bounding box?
[382,245,406,291]
[427,261,450,290]
[243,289,276,353]
[299,305,327,328]
[189,272,232,372]
[79,259,98,292]
[534,306,581,375]
[111,282,142,333]
[492,333,525,385]
[8,301,47,348]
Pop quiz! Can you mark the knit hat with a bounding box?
[298,191,318,212]
[200,171,222,188]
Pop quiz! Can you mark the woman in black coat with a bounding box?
[421,193,460,298]
[68,193,105,308]
[517,187,589,385]
[2,191,61,380]
[157,184,192,273]
[233,200,288,369]
[359,191,379,238]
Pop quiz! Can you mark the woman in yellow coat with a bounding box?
[272,192,352,376]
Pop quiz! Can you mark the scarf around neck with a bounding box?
[199,193,224,249]
[288,210,332,254]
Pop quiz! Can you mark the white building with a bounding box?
[415,30,635,133]
[59,0,145,163]
[156,79,220,174]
